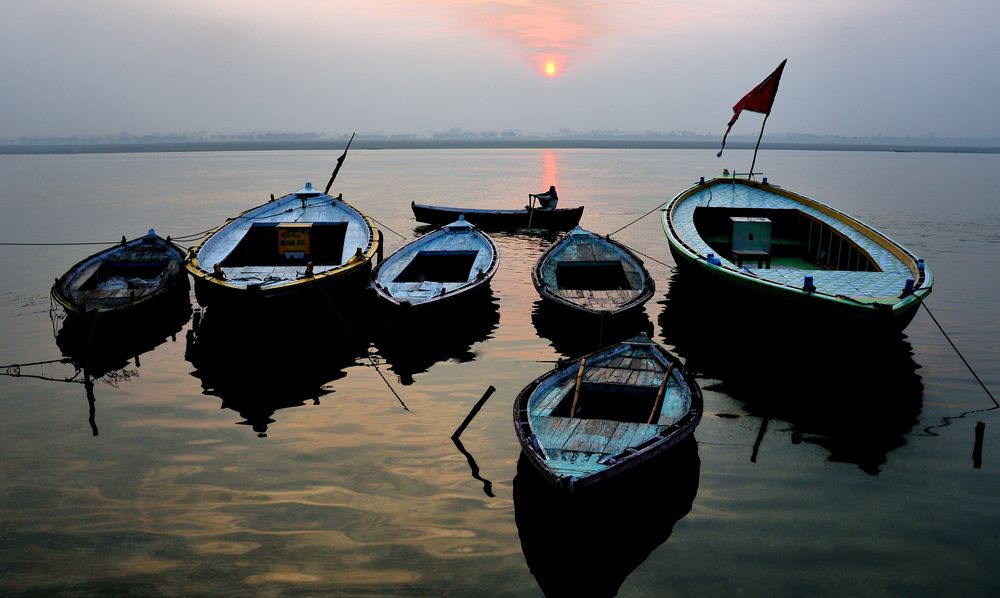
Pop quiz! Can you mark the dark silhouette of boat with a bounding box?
[184,307,369,436]
[659,269,923,474]
[411,201,583,230]
[514,436,700,597]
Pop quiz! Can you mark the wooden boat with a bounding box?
[411,201,583,230]
[661,175,933,331]
[371,216,498,309]
[531,226,654,318]
[185,182,381,309]
[513,333,702,493]
[51,229,189,318]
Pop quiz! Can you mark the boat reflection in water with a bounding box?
[659,270,923,474]
[51,288,192,434]
[514,437,700,597]
[531,298,653,360]
[371,290,500,385]
[185,307,368,437]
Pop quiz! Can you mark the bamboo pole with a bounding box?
[647,363,675,425]
[748,114,769,180]
[569,358,586,418]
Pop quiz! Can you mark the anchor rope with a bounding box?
[916,296,997,407]
[624,246,675,272]
[606,199,668,237]
[313,283,409,411]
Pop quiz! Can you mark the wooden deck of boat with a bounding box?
[550,288,643,310]
[539,229,649,310]
[669,182,915,299]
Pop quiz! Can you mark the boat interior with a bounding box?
[549,382,659,423]
[555,260,633,290]
[393,250,479,283]
[693,207,879,272]
[220,222,348,267]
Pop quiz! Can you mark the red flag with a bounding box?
[717,59,787,157]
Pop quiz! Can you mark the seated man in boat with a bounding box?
[530,186,559,210]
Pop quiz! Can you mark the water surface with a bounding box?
[1,148,998,596]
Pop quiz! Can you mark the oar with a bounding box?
[323,132,356,195]
[569,358,586,417]
[647,362,675,425]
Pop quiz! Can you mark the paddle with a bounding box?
[323,132,356,195]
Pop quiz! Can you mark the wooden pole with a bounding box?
[452,385,496,439]
[647,362,674,424]
[973,421,986,469]
[324,132,356,195]
[526,194,536,228]
[748,114,769,180]
[569,358,586,418]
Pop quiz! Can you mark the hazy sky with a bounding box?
[4,0,999,139]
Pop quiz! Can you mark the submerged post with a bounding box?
[973,421,986,469]
[452,385,496,440]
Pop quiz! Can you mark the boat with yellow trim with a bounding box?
[185,182,381,310]
[661,174,932,331]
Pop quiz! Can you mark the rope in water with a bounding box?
[313,284,409,412]
[917,297,997,407]
[625,246,675,272]
[606,199,668,237]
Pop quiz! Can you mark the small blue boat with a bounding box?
[371,216,498,310]
[514,333,702,493]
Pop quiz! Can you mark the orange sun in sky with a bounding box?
[535,54,567,78]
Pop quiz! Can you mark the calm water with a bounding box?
[1,148,998,596]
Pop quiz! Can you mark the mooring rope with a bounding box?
[1,357,82,384]
[917,297,997,407]
[314,283,409,411]
[369,217,407,241]
[625,246,675,272]
[606,199,668,237]
[0,240,119,246]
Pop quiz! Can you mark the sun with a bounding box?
[534,54,567,78]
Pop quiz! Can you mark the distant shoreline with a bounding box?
[1,139,998,155]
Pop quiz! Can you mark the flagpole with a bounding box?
[748,114,769,180]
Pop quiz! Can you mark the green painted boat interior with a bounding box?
[693,207,879,272]
[393,250,479,283]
